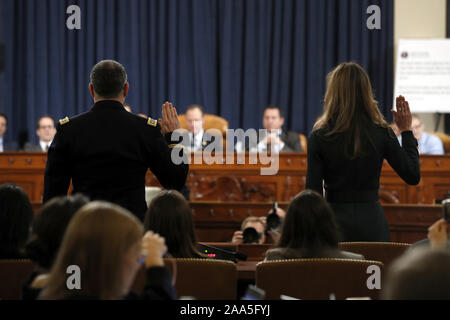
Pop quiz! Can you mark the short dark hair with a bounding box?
[383,248,450,299]
[36,116,55,130]
[144,190,204,259]
[186,104,204,117]
[277,190,340,257]
[264,105,283,118]
[0,184,33,259]
[25,194,89,269]
[0,113,8,123]
[90,60,128,99]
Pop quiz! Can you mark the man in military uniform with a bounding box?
[43,60,188,220]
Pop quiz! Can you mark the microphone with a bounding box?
[197,243,247,262]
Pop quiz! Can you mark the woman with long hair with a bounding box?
[265,190,364,260]
[306,62,420,241]
[40,201,175,300]
[144,190,205,259]
[0,184,33,259]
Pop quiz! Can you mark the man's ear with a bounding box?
[280,117,285,127]
[89,83,95,98]
[123,82,129,98]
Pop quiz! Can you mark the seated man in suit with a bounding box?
[397,114,444,155]
[0,113,17,152]
[24,116,56,152]
[184,104,219,152]
[250,105,302,153]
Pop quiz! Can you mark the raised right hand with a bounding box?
[392,95,412,133]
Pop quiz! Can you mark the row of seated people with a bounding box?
[1,183,450,299]
[0,106,447,154]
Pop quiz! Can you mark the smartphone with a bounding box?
[442,199,450,223]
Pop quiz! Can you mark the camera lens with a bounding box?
[243,227,261,244]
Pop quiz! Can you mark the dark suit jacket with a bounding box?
[24,142,46,152]
[184,130,221,151]
[43,100,189,220]
[248,129,302,152]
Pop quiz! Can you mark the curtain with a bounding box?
[0,0,394,144]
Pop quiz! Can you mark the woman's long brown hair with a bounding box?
[40,201,143,300]
[314,62,388,158]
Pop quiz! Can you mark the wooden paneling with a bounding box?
[2,152,450,206]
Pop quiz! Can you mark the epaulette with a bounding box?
[59,117,70,125]
[147,117,158,127]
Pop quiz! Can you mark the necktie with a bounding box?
[45,144,49,152]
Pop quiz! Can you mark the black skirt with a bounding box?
[329,201,391,242]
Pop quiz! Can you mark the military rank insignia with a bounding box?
[59,117,70,125]
[147,118,158,127]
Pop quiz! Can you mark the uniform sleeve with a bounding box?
[305,131,324,195]
[43,124,71,202]
[384,129,420,185]
[145,126,189,191]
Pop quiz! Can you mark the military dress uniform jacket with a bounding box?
[43,100,189,220]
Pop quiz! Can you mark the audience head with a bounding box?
[241,216,266,244]
[383,248,450,300]
[263,105,284,131]
[89,60,129,102]
[411,114,424,141]
[314,62,388,158]
[41,201,144,300]
[0,113,7,138]
[277,190,340,256]
[0,183,33,258]
[185,105,204,135]
[36,116,56,143]
[25,194,89,270]
[144,190,202,258]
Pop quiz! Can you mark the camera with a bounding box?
[243,227,262,244]
[443,199,450,223]
[266,201,281,232]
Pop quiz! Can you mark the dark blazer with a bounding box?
[265,247,365,261]
[24,142,46,152]
[306,126,420,199]
[248,129,302,152]
[43,100,189,220]
[306,125,420,242]
[184,130,221,151]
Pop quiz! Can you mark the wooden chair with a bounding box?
[298,133,307,152]
[256,258,383,300]
[131,258,237,300]
[0,259,37,300]
[432,132,450,153]
[179,114,229,138]
[338,242,410,269]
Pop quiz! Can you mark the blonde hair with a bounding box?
[40,201,143,300]
[314,62,388,158]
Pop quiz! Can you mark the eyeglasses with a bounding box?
[39,125,55,129]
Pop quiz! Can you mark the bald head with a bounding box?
[89,60,128,100]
